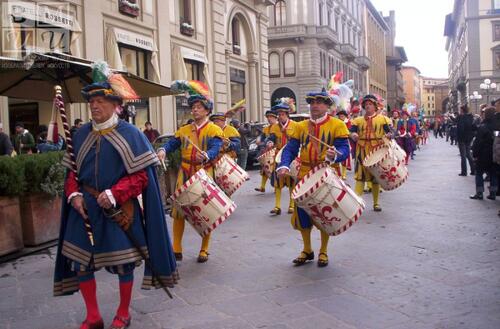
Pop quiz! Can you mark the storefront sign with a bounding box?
[180,46,208,64]
[3,1,81,31]
[114,27,156,52]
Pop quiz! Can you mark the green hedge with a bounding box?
[0,152,64,197]
[0,156,25,196]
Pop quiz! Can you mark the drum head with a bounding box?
[292,164,329,201]
[363,146,389,167]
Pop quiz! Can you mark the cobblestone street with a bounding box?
[1,138,499,329]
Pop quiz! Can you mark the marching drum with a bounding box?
[275,145,301,180]
[292,164,365,236]
[289,157,301,180]
[215,154,249,196]
[386,138,406,162]
[171,169,236,237]
[257,148,276,178]
[363,145,408,191]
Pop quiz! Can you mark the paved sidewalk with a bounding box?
[1,138,499,329]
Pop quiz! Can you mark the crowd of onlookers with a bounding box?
[442,100,500,216]
[0,120,83,157]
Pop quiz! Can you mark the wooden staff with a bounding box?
[54,86,95,246]
[307,134,342,155]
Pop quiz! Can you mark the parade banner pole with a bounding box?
[54,86,96,247]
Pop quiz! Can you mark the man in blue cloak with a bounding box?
[54,62,178,329]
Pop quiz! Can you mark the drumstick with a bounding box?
[160,159,168,171]
[183,136,204,154]
[308,134,341,155]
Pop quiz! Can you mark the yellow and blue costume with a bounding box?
[255,110,278,192]
[161,119,224,261]
[222,124,241,159]
[267,102,299,214]
[350,95,391,210]
[278,90,349,266]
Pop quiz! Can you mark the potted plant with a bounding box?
[180,22,195,37]
[0,156,25,256]
[19,152,64,246]
[156,149,181,211]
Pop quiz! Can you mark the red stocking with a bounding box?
[79,279,102,325]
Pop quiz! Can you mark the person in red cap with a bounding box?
[349,94,392,211]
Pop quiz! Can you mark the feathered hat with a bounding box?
[209,112,226,122]
[401,103,416,116]
[171,80,213,112]
[361,94,378,107]
[327,72,354,110]
[305,88,333,106]
[81,61,139,104]
[265,109,278,118]
[272,97,296,113]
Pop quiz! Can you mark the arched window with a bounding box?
[274,1,286,26]
[269,52,280,77]
[328,10,332,28]
[283,51,296,76]
[231,17,241,55]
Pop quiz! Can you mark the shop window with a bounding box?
[119,44,150,127]
[269,52,280,77]
[230,68,246,122]
[274,1,286,26]
[232,18,241,55]
[284,51,296,77]
[176,59,202,128]
[20,23,70,56]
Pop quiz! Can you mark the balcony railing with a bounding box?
[355,56,370,71]
[268,24,338,46]
[339,44,356,61]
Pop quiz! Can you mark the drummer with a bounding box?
[210,112,241,160]
[277,89,349,267]
[266,98,299,215]
[350,94,393,211]
[255,110,278,192]
[157,85,224,263]
[337,110,352,180]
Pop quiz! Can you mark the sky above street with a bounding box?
[371,0,453,78]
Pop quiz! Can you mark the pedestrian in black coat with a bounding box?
[456,105,476,176]
[470,107,498,200]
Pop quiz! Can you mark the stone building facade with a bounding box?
[444,0,500,112]
[0,0,274,136]
[266,0,370,113]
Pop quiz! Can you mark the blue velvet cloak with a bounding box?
[54,120,178,296]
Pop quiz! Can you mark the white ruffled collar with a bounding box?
[92,113,118,131]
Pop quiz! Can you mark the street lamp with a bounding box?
[479,78,497,103]
[469,91,482,113]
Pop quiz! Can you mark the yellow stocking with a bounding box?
[320,231,329,255]
[354,181,364,196]
[172,216,185,253]
[200,233,211,254]
[275,187,282,209]
[341,165,347,179]
[260,175,268,190]
[372,183,380,205]
[288,188,295,209]
[300,228,313,253]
